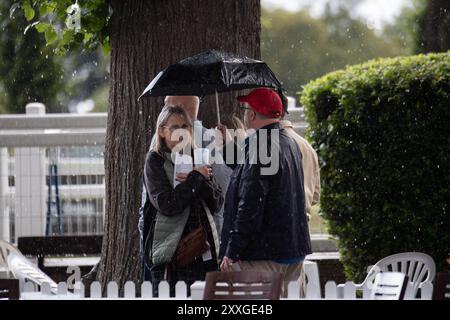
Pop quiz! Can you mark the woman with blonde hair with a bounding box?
[140,105,223,296]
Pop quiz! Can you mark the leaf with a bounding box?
[39,3,55,16]
[102,38,110,55]
[35,22,50,33]
[22,1,35,21]
[61,29,75,45]
[55,41,68,56]
[84,32,94,42]
[44,26,58,45]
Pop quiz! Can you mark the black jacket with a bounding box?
[220,122,312,261]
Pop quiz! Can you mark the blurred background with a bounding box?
[1,0,443,114]
[0,0,448,241]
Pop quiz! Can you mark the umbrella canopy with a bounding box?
[138,50,284,99]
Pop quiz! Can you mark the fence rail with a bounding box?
[0,113,107,130]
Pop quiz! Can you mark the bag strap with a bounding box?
[200,200,220,260]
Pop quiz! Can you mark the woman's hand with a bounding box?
[175,172,189,182]
[194,165,213,181]
[176,166,212,183]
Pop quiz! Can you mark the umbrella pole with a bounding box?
[215,90,221,126]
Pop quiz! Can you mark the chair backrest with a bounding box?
[370,272,408,300]
[203,271,283,300]
[432,272,450,300]
[363,252,436,297]
[0,240,22,270]
[6,251,58,294]
[1,240,58,295]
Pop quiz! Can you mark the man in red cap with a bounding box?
[238,88,283,128]
[219,88,312,297]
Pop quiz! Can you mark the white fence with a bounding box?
[18,279,434,300]
[0,103,106,243]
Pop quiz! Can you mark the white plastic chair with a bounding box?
[0,240,58,294]
[0,240,22,273]
[0,240,17,279]
[338,252,436,299]
[370,272,408,300]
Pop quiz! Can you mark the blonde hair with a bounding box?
[149,105,192,153]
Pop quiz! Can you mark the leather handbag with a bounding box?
[172,225,209,268]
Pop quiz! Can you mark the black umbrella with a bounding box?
[138,50,285,124]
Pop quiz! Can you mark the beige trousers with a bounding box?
[239,260,306,298]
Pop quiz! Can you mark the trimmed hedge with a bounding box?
[301,52,450,281]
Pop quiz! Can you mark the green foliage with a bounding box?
[91,82,109,112]
[0,0,64,113]
[15,0,110,55]
[22,0,35,20]
[261,6,409,96]
[61,49,110,112]
[0,1,110,114]
[301,52,450,281]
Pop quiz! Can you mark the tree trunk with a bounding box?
[97,0,260,291]
[422,0,450,53]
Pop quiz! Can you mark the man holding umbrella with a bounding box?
[219,88,312,297]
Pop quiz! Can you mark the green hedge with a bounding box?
[300,52,450,281]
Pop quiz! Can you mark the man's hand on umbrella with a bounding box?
[215,124,233,148]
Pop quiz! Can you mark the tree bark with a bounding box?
[97,0,260,291]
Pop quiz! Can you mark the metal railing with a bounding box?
[0,103,106,243]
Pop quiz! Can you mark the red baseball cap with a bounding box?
[237,88,283,118]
